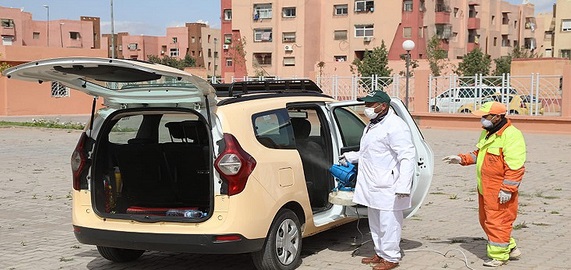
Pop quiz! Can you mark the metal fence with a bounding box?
[428,74,562,116]
[223,73,562,117]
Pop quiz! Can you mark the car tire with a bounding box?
[430,105,440,112]
[460,109,471,113]
[509,110,519,115]
[252,209,302,270]
[96,246,145,262]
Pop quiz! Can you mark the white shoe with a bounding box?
[483,259,508,267]
[509,247,521,260]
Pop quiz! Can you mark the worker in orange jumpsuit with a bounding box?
[443,101,525,267]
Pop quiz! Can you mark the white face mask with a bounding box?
[481,115,496,128]
[364,106,379,119]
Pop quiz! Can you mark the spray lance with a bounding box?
[328,162,357,206]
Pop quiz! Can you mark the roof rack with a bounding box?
[212,79,323,97]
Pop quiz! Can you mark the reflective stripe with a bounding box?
[469,153,477,162]
[503,179,520,187]
[488,240,509,247]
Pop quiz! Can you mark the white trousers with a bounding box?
[367,207,404,263]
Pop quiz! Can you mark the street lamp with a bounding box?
[43,5,49,46]
[402,40,415,108]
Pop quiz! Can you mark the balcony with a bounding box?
[467,42,479,52]
[0,27,15,36]
[467,17,480,30]
[435,12,451,24]
[501,24,510,34]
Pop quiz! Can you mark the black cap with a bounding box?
[357,90,391,104]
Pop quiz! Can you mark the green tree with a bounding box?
[0,53,10,73]
[351,40,392,77]
[456,47,491,76]
[147,55,196,70]
[493,56,511,76]
[351,41,393,90]
[426,35,448,76]
[493,46,538,75]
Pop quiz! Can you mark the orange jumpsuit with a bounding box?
[458,119,526,261]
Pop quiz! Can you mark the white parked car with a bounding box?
[430,86,519,113]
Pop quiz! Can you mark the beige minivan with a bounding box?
[3,57,434,270]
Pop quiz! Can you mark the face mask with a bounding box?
[364,106,379,119]
[481,115,496,128]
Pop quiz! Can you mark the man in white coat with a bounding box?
[341,90,416,270]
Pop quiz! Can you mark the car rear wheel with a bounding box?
[252,209,302,270]
[460,109,471,113]
[430,105,440,112]
[509,110,519,115]
[97,246,145,262]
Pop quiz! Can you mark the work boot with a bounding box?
[372,260,399,270]
[509,247,522,260]
[483,259,508,267]
[361,254,385,265]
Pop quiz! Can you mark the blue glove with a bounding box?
[499,190,512,204]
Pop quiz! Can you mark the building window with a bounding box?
[335,55,347,62]
[283,32,296,42]
[174,37,179,43]
[170,48,179,57]
[70,32,81,40]
[403,27,412,38]
[468,5,477,18]
[254,4,272,20]
[561,49,571,59]
[544,48,552,57]
[544,31,552,40]
[253,53,272,66]
[224,34,232,44]
[419,27,424,38]
[127,43,138,50]
[283,57,295,66]
[452,32,458,42]
[282,7,296,18]
[454,7,459,17]
[208,49,212,58]
[334,30,348,40]
[224,9,232,20]
[1,18,15,28]
[494,37,497,46]
[254,29,272,42]
[502,12,509,25]
[355,1,374,12]
[491,15,495,25]
[1,35,13,45]
[226,58,233,67]
[51,82,70,98]
[562,19,571,32]
[33,32,40,39]
[403,1,413,12]
[501,35,509,47]
[334,4,348,15]
[355,24,374,37]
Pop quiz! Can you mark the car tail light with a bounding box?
[214,234,243,242]
[215,133,256,196]
[71,132,88,191]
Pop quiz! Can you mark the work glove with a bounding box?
[338,155,348,166]
[442,155,461,164]
[499,190,512,204]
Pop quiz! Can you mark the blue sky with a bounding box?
[0,0,555,36]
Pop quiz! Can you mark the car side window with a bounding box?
[108,115,144,144]
[459,88,474,98]
[332,107,366,147]
[252,109,296,149]
[482,88,495,96]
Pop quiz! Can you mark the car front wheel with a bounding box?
[252,209,302,270]
[97,246,145,262]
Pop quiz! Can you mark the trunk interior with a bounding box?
[91,111,212,220]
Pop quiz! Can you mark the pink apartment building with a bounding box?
[219,0,541,80]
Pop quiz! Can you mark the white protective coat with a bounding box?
[343,108,416,210]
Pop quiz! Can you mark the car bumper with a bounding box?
[73,225,265,254]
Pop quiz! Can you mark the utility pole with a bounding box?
[43,5,49,47]
[110,0,115,58]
